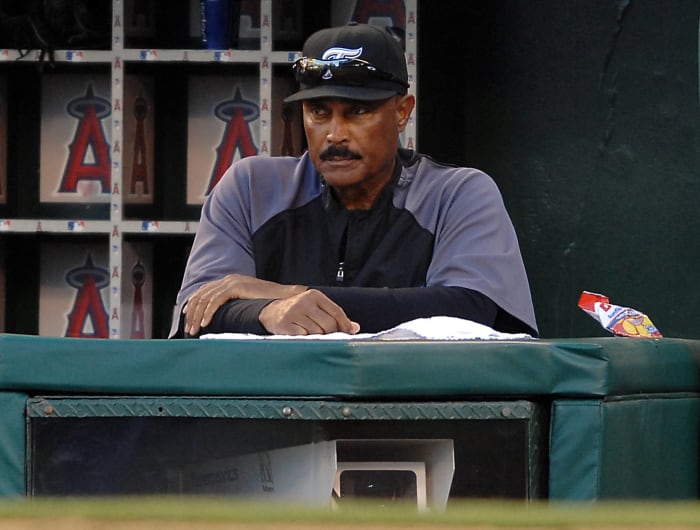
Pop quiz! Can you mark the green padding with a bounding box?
[0,334,699,397]
[549,395,700,500]
[0,392,26,496]
[599,395,700,499]
[0,335,356,396]
[346,338,699,396]
[549,400,602,500]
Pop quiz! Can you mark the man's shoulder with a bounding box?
[232,153,309,174]
[399,150,497,192]
[217,152,317,191]
[225,152,321,211]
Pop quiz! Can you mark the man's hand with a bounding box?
[183,274,306,336]
[259,289,360,335]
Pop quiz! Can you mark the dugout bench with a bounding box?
[0,334,698,502]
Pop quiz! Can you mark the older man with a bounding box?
[171,22,537,338]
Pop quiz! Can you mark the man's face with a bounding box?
[302,95,415,209]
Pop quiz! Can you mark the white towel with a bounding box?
[200,316,533,341]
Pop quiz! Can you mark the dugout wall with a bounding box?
[0,334,698,501]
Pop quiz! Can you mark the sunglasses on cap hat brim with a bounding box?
[293,57,408,87]
[284,56,409,102]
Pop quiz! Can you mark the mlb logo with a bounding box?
[214,51,233,62]
[0,219,11,230]
[141,220,159,232]
[65,51,84,61]
[68,221,86,232]
[139,49,158,60]
[0,50,9,60]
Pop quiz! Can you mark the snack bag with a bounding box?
[578,291,662,338]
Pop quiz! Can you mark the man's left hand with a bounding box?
[183,274,306,336]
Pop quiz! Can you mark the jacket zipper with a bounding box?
[336,262,345,283]
[336,224,348,284]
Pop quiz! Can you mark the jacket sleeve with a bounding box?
[172,298,272,338]
[316,284,537,334]
[172,284,536,338]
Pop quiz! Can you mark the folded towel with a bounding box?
[200,316,533,341]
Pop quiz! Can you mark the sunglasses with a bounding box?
[292,57,408,88]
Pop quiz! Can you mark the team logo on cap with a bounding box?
[321,46,363,60]
[320,47,363,79]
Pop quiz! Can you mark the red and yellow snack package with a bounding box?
[578,291,662,338]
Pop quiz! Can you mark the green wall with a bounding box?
[418,1,700,338]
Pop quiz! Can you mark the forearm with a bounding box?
[175,285,506,337]
[179,274,308,336]
[316,285,499,333]
[176,298,272,337]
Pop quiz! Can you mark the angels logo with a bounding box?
[59,84,111,195]
[129,260,146,339]
[130,93,149,195]
[64,254,109,338]
[206,87,259,194]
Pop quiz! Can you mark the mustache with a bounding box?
[319,145,362,161]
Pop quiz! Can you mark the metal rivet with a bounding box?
[281,406,293,417]
[341,406,352,418]
[501,407,512,418]
[44,405,54,416]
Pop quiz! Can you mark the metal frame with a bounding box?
[26,395,546,498]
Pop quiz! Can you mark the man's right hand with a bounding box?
[258,289,360,336]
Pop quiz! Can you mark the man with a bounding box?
[170,22,538,338]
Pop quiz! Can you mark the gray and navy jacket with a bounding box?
[171,149,538,337]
